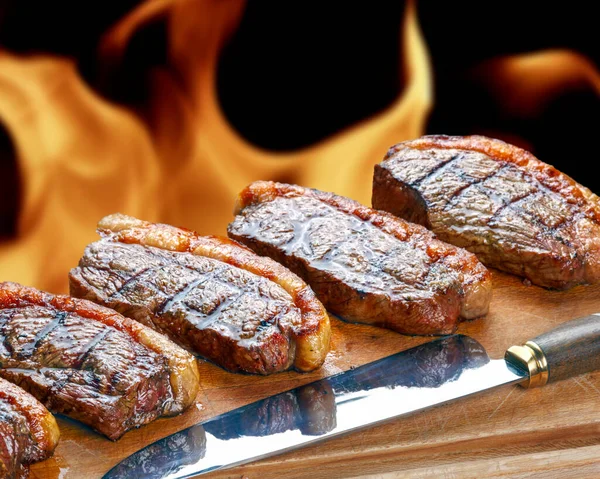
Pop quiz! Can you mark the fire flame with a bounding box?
[1,0,599,295]
[0,0,430,294]
[469,49,600,118]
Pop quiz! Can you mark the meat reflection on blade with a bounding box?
[203,335,488,441]
[103,381,337,478]
[330,335,490,395]
[103,334,491,479]
[105,427,207,479]
[204,382,337,440]
[296,382,337,436]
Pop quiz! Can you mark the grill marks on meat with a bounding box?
[0,282,199,441]
[69,214,330,375]
[373,135,600,289]
[74,242,301,374]
[228,181,492,335]
[0,378,59,479]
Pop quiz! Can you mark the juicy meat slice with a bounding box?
[69,214,330,375]
[0,378,59,479]
[0,282,200,441]
[372,135,600,290]
[228,181,492,335]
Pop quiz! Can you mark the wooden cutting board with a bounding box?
[29,270,600,479]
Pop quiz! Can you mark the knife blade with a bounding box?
[103,313,600,479]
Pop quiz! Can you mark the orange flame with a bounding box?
[0,54,161,291]
[0,0,431,294]
[469,49,600,118]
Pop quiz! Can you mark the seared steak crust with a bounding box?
[228,181,492,335]
[0,378,59,479]
[373,135,600,289]
[69,214,330,374]
[0,282,199,441]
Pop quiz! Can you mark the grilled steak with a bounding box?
[0,378,59,479]
[0,282,199,441]
[228,181,492,335]
[69,214,330,375]
[373,135,600,289]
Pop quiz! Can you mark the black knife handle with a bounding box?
[505,314,600,388]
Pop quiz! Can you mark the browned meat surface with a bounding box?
[0,282,199,441]
[69,214,330,375]
[228,181,492,336]
[0,378,59,479]
[373,135,600,290]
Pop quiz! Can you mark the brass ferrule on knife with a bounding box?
[505,341,549,389]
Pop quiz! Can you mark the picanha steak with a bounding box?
[0,378,59,479]
[227,181,492,335]
[372,135,600,289]
[0,282,200,441]
[69,214,331,375]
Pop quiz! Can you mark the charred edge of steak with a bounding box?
[0,418,26,479]
[0,379,59,479]
[0,379,59,463]
[372,163,431,227]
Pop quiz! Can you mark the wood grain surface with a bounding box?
[29,270,600,479]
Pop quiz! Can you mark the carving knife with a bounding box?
[103,314,600,479]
